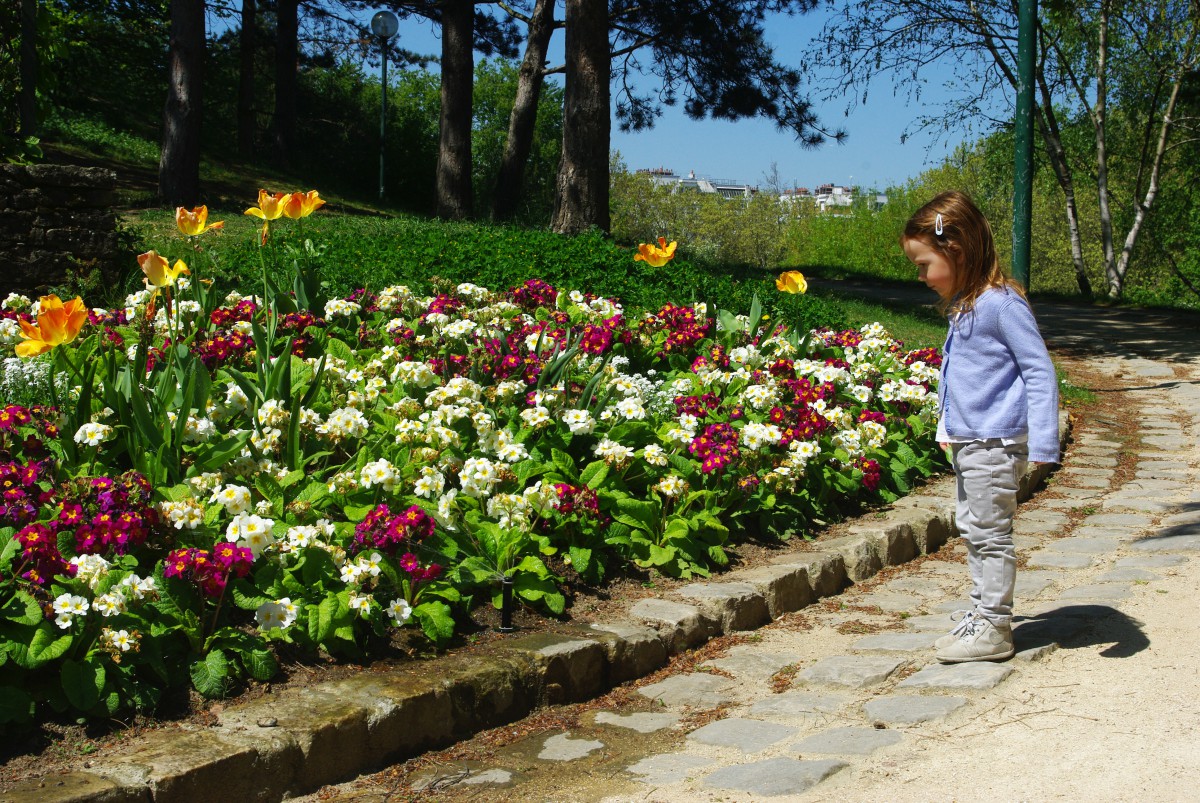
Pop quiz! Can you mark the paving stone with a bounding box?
[1045,487,1107,500]
[1025,552,1094,570]
[1058,584,1133,601]
[459,769,515,786]
[701,650,802,680]
[1045,537,1117,555]
[1130,533,1200,553]
[702,757,848,796]
[850,632,940,652]
[412,764,519,791]
[1090,513,1165,530]
[638,673,733,708]
[1095,568,1160,583]
[625,753,711,785]
[1069,526,1134,541]
[1116,554,1187,568]
[884,578,951,596]
[898,662,1014,690]
[932,600,974,614]
[906,611,971,632]
[745,690,848,719]
[797,655,907,688]
[1060,475,1111,489]
[687,717,797,752]
[538,733,604,760]
[1060,468,1114,478]
[677,581,770,633]
[594,711,679,733]
[793,726,903,755]
[1103,497,1178,513]
[1015,571,1058,599]
[1017,519,1071,537]
[863,695,968,726]
[853,591,927,613]
[1013,615,1087,648]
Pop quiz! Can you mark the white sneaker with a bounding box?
[935,617,1015,663]
[933,609,979,650]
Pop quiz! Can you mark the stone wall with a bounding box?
[0,164,124,300]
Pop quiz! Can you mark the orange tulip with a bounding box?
[633,237,678,268]
[776,270,808,294]
[15,294,88,358]
[282,190,326,219]
[175,205,225,237]
[138,250,190,289]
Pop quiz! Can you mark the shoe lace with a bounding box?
[949,609,978,637]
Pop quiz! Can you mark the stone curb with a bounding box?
[1,413,1070,803]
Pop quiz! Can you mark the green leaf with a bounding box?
[244,649,279,682]
[25,623,73,668]
[0,591,43,625]
[61,657,105,712]
[550,448,578,481]
[0,686,34,724]
[579,460,609,490]
[190,650,230,698]
[413,601,455,646]
[324,337,357,366]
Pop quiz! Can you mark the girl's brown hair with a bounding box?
[901,191,1022,314]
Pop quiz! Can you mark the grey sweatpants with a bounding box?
[951,439,1028,626]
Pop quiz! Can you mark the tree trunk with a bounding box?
[493,0,556,222]
[436,0,474,220]
[272,0,299,164]
[551,0,610,235]
[19,0,37,137]
[1034,71,1092,298]
[1092,2,1118,296]
[159,0,205,207]
[237,0,257,158]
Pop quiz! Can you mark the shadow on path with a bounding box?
[1014,604,1150,659]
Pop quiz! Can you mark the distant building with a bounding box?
[779,184,888,212]
[636,168,757,199]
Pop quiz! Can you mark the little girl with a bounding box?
[901,191,1059,663]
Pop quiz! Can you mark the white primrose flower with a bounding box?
[560,408,595,435]
[348,593,374,616]
[255,597,299,631]
[520,406,551,429]
[741,421,783,451]
[435,489,460,531]
[850,385,873,404]
[360,459,399,492]
[73,422,114,447]
[594,438,635,462]
[101,628,137,653]
[495,431,529,463]
[832,429,864,458]
[386,598,413,624]
[654,475,687,498]
[118,573,157,601]
[522,480,558,517]
[69,554,111,589]
[391,361,439,387]
[317,407,369,442]
[642,444,670,467]
[357,552,384,578]
[211,484,253,515]
[225,513,277,558]
[616,397,647,421]
[324,298,362,318]
[93,590,127,617]
[460,456,501,498]
[860,420,887,450]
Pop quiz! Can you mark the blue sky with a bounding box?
[355,5,978,191]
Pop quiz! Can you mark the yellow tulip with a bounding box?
[282,190,326,219]
[244,189,288,221]
[633,237,677,268]
[776,270,808,294]
[138,250,190,289]
[245,189,288,245]
[15,294,88,358]
[175,205,225,237]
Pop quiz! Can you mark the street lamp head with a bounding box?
[371,10,399,40]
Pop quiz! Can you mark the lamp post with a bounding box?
[371,10,399,201]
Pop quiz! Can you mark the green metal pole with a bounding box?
[379,39,388,201]
[1012,0,1037,290]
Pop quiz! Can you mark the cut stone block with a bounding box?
[1130,533,1200,553]
[1045,538,1117,555]
[735,563,815,618]
[1015,571,1059,599]
[864,695,968,726]
[677,581,770,633]
[898,662,1014,691]
[638,673,733,708]
[588,621,669,683]
[1095,568,1160,583]
[905,612,963,632]
[625,753,710,785]
[702,757,848,796]
[797,655,906,688]
[792,726,904,755]
[687,717,797,752]
[505,632,607,703]
[628,598,715,653]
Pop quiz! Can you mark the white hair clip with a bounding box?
[935,213,944,236]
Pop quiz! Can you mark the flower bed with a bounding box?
[0,196,943,727]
